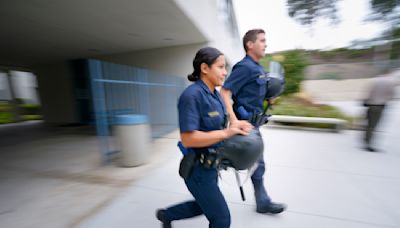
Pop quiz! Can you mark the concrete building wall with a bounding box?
[33,62,77,124]
[5,0,243,126]
[174,0,243,64]
[98,43,206,78]
[98,0,243,75]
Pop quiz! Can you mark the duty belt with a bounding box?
[197,148,220,169]
[197,148,232,169]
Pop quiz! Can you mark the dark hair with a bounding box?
[243,29,265,52]
[187,47,223,82]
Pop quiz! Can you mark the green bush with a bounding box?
[270,96,349,118]
[281,50,308,95]
[259,55,273,69]
[0,103,12,123]
[22,115,43,121]
[19,104,41,115]
[268,95,352,129]
[0,102,42,124]
[0,112,13,124]
[261,50,308,96]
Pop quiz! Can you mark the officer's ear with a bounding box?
[200,63,210,75]
[246,41,254,51]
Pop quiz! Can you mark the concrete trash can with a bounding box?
[114,114,150,167]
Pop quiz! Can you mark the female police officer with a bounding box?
[156,47,252,228]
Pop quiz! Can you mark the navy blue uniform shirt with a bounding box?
[178,80,226,143]
[223,55,267,118]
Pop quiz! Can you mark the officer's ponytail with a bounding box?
[187,73,199,82]
[188,47,223,82]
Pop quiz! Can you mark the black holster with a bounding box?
[178,152,197,179]
[250,113,271,127]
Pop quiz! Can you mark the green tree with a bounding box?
[287,0,339,26]
[369,0,400,24]
[287,0,400,60]
[286,0,399,26]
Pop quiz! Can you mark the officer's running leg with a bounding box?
[163,200,203,221]
[251,156,271,206]
[186,164,231,228]
[251,155,286,214]
[161,164,230,227]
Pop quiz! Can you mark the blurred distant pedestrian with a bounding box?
[363,68,397,152]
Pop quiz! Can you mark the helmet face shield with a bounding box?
[218,129,264,170]
[265,61,285,99]
[268,61,284,80]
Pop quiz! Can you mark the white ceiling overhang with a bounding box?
[0,0,207,67]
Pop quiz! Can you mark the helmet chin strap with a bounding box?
[236,162,258,201]
[234,171,245,201]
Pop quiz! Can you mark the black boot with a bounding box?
[256,202,287,214]
[156,209,172,228]
[253,180,286,214]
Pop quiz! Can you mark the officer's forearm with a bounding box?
[180,130,229,148]
[220,88,238,123]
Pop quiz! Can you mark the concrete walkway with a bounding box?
[0,101,399,228]
[79,101,400,228]
[0,122,176,228]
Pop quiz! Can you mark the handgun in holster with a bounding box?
[178,142,196,180]
[178,152,196,179]
[250,112,271,127]
[237,105,270,127]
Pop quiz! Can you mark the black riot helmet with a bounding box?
[217,129,264,170]
[265,61,285,99]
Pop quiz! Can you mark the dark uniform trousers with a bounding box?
[165,162,231,228]
[251,151,271,205]
[246,119,271,205]
[365,105,385,146]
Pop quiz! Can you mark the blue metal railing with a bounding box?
[88,59,186,163]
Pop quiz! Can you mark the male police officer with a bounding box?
[221,29,286,214]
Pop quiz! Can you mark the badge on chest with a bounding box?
[208,111,220,117]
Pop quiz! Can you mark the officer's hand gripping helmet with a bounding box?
[217,129,264,170]
[265,61,285,99]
